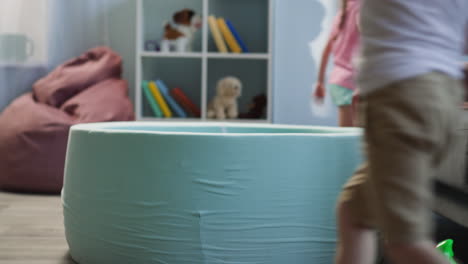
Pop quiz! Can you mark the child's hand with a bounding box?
[314,83,325,103]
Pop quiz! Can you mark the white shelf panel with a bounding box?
[140,51,203,58]
[140,117,202,122]
[140,117,269,123]
[140,52,270,60]
[204,119,269,123]
[207,53,270,60]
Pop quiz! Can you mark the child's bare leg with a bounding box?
[386,241,450,264]
[338,105,354,127]
[336,201,377,264]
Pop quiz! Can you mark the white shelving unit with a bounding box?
[135,0,273,123]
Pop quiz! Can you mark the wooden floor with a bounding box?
[0,191,76,264]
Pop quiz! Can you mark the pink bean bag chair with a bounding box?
[0,46,134,193]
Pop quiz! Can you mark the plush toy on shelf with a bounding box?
[207,76,242,120]
[160,8,202,53]
[239,93,267,119]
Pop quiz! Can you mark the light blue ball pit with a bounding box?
[62,122,362,264]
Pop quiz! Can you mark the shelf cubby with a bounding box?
[141,0,204,53]
[207,0,269,53]
[207,58,268,120]
[141,57,202,119]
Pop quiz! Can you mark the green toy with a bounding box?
[436,239,457,264]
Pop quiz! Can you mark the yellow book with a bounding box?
[217,17,242,53]
[208,16,228,53]
[149,81,172,118]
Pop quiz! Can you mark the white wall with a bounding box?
[0,0,48,63]
[273,0,338,126]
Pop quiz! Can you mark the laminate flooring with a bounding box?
[0,191,75,264]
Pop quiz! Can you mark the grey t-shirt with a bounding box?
[357,0,468,94]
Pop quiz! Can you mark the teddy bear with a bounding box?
[207,76,242,120]
[239,93,267,119]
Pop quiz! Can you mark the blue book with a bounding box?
[226,19,249,53]
[156,80,187,118]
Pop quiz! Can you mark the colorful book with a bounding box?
[156,80,187,118]
[225,19,249,53]
[142,81,163,117]
[148,81,172,118]
[208,16,228,53]
[217,17,242,53]
[171,87,201,117]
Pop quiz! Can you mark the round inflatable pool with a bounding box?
[62,122,362,264]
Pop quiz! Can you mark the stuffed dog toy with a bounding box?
[207,76,242,120]
[160,9,202,52]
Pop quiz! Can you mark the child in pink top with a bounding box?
[314,0,360,127]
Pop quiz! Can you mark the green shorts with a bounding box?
[329,84,353,106]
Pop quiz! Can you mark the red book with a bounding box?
[170,87,201,117]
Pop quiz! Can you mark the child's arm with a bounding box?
[314,35,337,101]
